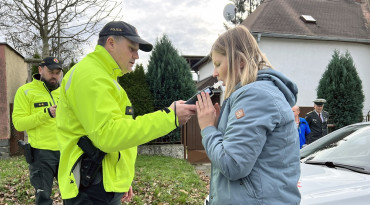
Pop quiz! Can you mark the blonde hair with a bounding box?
[211,26,272,99]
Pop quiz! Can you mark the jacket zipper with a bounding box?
[43,84,56,105]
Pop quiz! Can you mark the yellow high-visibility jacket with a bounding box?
[56,45,177,199]
[12,74,60,150]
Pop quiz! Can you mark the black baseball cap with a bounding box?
[39,57,62,70]
[99,21,153,52]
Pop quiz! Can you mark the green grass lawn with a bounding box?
[0,155,208,205]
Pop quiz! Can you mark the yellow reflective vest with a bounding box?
[12,74,60,151]
[56,45,178,199]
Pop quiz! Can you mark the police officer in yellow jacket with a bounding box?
[56,21,197,204]
[12,57,63,205]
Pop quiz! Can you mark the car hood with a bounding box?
[299,163,370,205]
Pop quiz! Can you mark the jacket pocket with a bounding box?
[241,176,257,198]
[115,151,125,178]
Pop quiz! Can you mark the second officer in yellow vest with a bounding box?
[13,57,63,205]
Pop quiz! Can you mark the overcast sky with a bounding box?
[0,0,232,68]
[87,0,232,67]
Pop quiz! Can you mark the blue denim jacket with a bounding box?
[201,69,301,205]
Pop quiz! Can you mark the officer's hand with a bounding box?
[121,186,133,202]
[48,105,57,118]
[170,100,197,126]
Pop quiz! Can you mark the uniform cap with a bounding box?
[99,21,153,52]
[39,57,62,70]
[313,98,326,105]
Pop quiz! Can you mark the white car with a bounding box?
[300,122,370,204]
[204,122,370,205]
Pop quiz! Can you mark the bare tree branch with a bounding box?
[0,0,123,65]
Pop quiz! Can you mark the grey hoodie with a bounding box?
[202,68,301,205]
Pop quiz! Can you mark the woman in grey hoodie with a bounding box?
[196,26,301,205]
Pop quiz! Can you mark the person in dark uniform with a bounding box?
[305,99,329,144]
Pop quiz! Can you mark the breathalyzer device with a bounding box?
[185,86,215,104]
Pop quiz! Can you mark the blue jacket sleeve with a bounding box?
[201,85,281,181]
[301,118,311,136]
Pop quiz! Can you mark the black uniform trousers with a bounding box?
[29,148,60,205]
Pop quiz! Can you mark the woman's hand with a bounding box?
[196,91,219,130]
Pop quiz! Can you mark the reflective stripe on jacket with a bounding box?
[56,45,177,199]
[12,74,60,150]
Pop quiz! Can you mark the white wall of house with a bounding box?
[257,37,370,116]
[196,37,370,116]
[6,47,27,105]
[198,62,214,81]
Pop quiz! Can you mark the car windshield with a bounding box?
[301,123,370,159]
[302,125,370,171]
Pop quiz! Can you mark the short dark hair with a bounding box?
[97,35,125,46]
[97,35,110,46]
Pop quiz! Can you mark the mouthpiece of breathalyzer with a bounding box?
[185,81,223,104]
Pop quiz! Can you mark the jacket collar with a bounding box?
[315,111,323,115]
[92,45,124,78]
[234,82,242,91]
[32,73,61,92]
[32,74,46,87]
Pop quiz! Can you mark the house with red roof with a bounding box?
[241,0,370,116]
[193,0,370,117]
